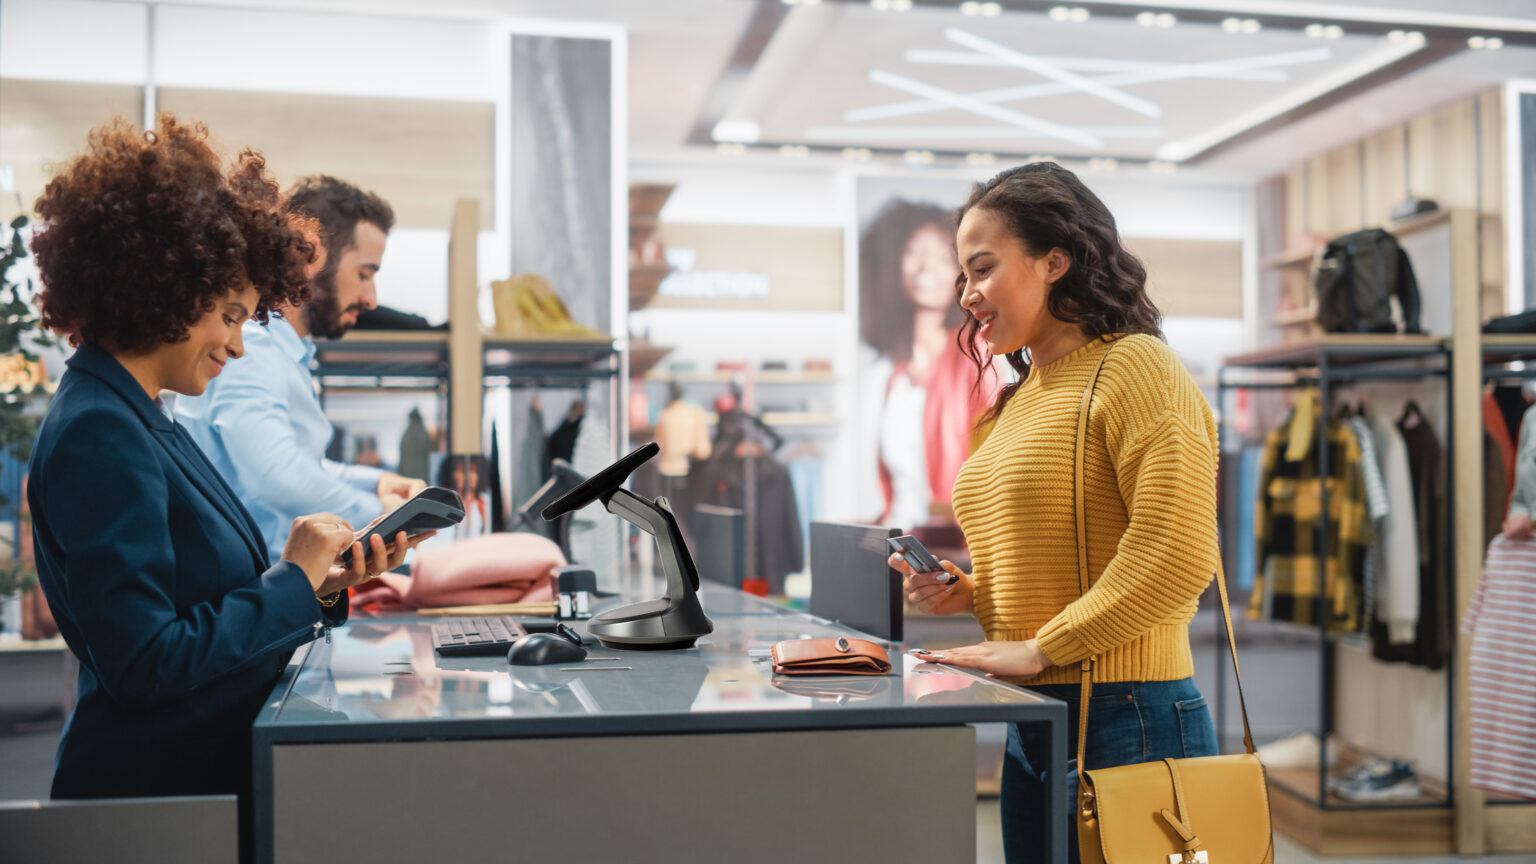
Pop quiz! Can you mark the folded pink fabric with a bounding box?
[349,532,564,612]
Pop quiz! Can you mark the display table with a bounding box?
[252,586,1067,863]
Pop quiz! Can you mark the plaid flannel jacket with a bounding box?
[1249,412,1372,631]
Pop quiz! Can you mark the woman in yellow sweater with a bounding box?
[891,162,1220,862]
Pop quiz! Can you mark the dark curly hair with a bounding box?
[957,162,1162,429]
[31,114,314,353]
[859,198,964,364]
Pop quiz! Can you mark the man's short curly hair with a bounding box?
[31,114,315,353]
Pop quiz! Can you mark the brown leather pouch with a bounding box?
[770,637,891,676]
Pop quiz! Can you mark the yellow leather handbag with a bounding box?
[1071,344,1274,864]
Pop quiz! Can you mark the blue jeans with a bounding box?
[1000,677,1217,864]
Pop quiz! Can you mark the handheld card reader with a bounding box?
[341,486,465,567]
[542,442,713,649]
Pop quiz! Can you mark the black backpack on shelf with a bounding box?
[1313,228,1423,334]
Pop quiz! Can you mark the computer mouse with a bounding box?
[507,632,588,666]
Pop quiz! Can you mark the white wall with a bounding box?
[631,160,1254,523]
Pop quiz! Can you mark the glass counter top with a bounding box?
[254,586,1060,743]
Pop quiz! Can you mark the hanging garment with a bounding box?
[1464,535,1536,801]
[398,408,433,482]
[692,450,804,594]
[1506,403,1536,524]
[1375,405,1447,670]
[1346,415,1392,631]
[513,401,547,512]
[488,421,505,532]
[1487,431,1510,545]
[654,400,712,477]
[1368,409,1419,646]
[1250,414,1371,631]
[545,412,583,481]
[1235,446,1263,592]
[1486,390,1519,513]
[569,398,620,591]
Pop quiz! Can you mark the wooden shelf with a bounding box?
[1389,208,1453,237]
[331,330,449,345]
[1263,246,1318,270]
[1481,334,1536,365]
[1275,303,1318,326]
[0,636,66,653]
[1223,334,1445,370]
[1268,765,1454,855]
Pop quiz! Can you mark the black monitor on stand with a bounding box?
[515,459,584,561]
[542,443,713,650]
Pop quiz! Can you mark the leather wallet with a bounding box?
[770,637,892,676]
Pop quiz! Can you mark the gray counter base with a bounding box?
[273,727,975,864]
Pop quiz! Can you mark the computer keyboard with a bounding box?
[431,616,529,657]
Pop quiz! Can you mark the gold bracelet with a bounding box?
[317,590,343,608]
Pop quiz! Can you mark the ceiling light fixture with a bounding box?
[1136,11,1158,27]
[1241,18,1261,34]
[1221,17,1241,32]
[961,1,981,15]
[711,120,760,144]
[1470,35,1504,49]
[1148,160,1178,174]
[1304,23,1325,38]
[904,149,936,165]
[1156,13,1176,28]
[1089,157,1119,171]
[1049,6,1089,23]
[842,147,873,161]
[1323,24,1343,39]
[980,2,1002,16]
[965,152,997,166]
[779,144,810,158]
[1487,37,1505,49]
[872,0,915,10]
[716,143,747,156]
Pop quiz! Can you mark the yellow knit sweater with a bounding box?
[952,334,1220,685]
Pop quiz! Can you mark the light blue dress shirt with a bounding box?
[176,316,384,561]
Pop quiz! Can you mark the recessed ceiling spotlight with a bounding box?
[1304,23,1325,38]
[904,149,936,165]
[961,1,981,14]
[1049,6,1071,21]
[1487,36,1505,49]
[1148,160,1178,174]
[1323,24,1343,39]
[1089,157,1119,171]
[1155,13,1176,28]
[1468,35,1486,48]
[779,144,810,158]
[980,2,1001,16]
[1070,6,1089,22]
[781,0,822,5]
[1137,11,1158,27]
[892,0,913,9]
[712,120,760,144]
[1406,30,1423,42]
[1387,29,1406,42]
[965,152,997,166]
[716,143,746,156]
[1221,17,1241,32]
[870,0,891,8]
[842,147,873,161]
[1241,18,1260,33]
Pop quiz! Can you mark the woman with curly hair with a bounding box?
[26,115,427,808]
[890,163,1221,862]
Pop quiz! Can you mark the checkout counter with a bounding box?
[252,586,1069,863]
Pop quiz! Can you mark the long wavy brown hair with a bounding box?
[957,162,1163,430]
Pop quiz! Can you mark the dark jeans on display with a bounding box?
[1000,677,1218,864]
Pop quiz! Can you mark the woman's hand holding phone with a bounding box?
[889,552,973,615]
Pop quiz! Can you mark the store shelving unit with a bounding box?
[1215,335,1456,851]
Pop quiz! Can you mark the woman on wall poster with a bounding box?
[858,196,1002,529]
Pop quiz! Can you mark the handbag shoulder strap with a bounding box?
[1071,340,1256,787]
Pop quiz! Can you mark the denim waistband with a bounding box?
[1024,677,1199,702]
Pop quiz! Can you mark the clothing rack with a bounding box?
[1214,335,1454,816]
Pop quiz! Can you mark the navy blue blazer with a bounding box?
[28,345,347,800]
